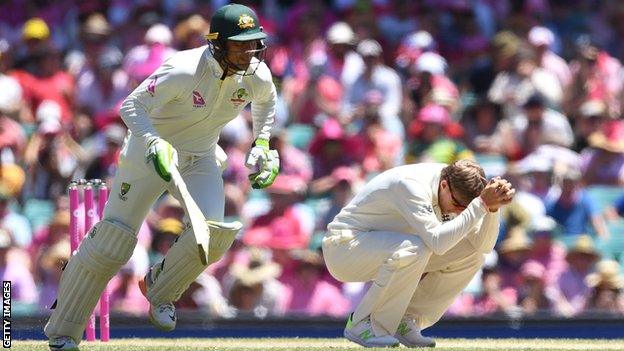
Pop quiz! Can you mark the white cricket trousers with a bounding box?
[322,229,483,336]
[105,134,225,230]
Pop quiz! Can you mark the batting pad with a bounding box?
[45,220,136,343]
[147,220,242,305]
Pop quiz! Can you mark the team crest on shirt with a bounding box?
[238,14,255,29]
[230,88,248,106]
[192,90,206,107]
[147,76,157,96]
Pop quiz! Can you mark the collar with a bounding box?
[431,171,443,220]
[206,50,225,79]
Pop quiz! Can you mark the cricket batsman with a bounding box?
[46,4,279,350]
[322,159,515,348]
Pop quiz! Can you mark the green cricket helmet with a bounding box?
[206,4,267,76]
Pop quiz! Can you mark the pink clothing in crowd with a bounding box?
[282,279,350,317]
[0,260,38,304]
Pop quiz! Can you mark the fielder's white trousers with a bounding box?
[322,229,483,335]
[105,134,225,231]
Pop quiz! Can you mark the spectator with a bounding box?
[343,39,404,140]
[0,165,30,247]
[282,249,349,317]
[0,74,27,163]
[407,103,473,164]
[546,169,609,239]
[581,120,624,186]
[109,246,150,315]
[308,118,358,180]
[550,235,601,317]
[461,99,517,157]
[123,23,177,85]
[173,15,210,50]
[472,266,518,316]
[36,239,69,310]
[584,260,624,314]
[227,250,286,318]
[527,26,571,90]
[527,215,568,286]
[497,227,533,290]
[0,229,38,307]
[517,260,551,315]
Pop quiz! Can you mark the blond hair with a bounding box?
[441,159,487,205]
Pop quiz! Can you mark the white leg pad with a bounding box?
[44,220,137,343]
[147,220,242,305]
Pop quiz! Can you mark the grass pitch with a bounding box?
[11,338,624,350]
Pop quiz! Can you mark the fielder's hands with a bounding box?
[245,138,280,189]
[479,177,515,212]
[145,137,178,182]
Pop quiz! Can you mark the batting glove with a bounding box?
[245,138,280,189]
[145,137,178,182]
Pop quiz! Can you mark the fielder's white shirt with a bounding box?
[119,45,276,154]
[328,163,500,255]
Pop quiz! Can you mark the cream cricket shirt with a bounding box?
[328,163,500,255]
[119,45,276,154]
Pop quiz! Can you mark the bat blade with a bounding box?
[170,168,209,265]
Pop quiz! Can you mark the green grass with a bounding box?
[10,338,624,350]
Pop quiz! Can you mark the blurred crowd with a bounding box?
[2,0,624,320]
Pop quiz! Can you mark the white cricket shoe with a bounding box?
[48,336,79,351]
[139,266,177,332]
[395,318,436,348]
[343,314,400,348]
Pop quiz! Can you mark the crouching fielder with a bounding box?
[45,4,279,350]
[322,160,514,348]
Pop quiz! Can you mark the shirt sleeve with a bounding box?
[467,211,501,253]
[251,69,277,141]
[394,179,489,255]
[119,59,192,143]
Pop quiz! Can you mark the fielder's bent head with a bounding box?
[439,159,487,214]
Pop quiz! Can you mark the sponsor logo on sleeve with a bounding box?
[147,76,157,96]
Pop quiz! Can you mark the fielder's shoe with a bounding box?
[395,318,436,348]
[48,336,79,351]
[343,314,400,348]
[139,266,177,332]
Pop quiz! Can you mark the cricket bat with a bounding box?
[170,167,210,265]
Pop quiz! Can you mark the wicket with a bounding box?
[68,179,110,342]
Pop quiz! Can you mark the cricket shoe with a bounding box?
[139,266,177,332]
[343,314,400,348]
[48,336,79,350]
[395,317,436,348]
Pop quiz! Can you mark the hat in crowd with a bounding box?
[98,47,123,70]
[291,249,324,268]
[229,256,282,287]
[561,168,582,182]
[417,104,450,125]
[521,260,546,281]
[326,22,355,45]
[580,100,607,118]
[498,227,532,254]
[23,18,50,40]
[145,24,173,45]
[37,119,62,135]
[308,118,348,155]
[174,15,209,43]
[414,52,447,75]
[576,34,599,60]
[585,260,624,290]
[404,30,435,51]
[83,13,111,36]
[0,163,25,198]
[492,30,521,59]
[528,26,555,47]
[104,123,127,145]
[529,214,557,233]
[49,210,70,231]
[357,39,382,57]
[588,120,624,153]
[0,229,11,249]
[157,217,185,236]
[266,175,307,195]
[566,235,600,260]
[36,100,62,123]
[39,239,70,271]
[0,75,23,115]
